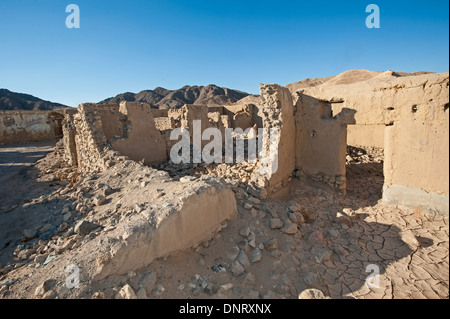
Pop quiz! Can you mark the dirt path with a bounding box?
[0,141,55,184]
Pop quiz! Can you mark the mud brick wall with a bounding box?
[294,94,355,193]
[73,104,110,173]
[0,110,64,144]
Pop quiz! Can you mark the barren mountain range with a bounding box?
[1,70,435,111]
[0,89,68,111]
[98,84,251,109]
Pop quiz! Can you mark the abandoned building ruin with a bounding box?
[1,72,448,280]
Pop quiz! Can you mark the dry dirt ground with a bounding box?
[0,141,448,299]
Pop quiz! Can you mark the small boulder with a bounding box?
[74,220,100,236]
[298,288,330,299]
[231,261,245,277]
[115,284,137,299]
[270,218,283,229]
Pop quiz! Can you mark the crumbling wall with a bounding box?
[294,94,355,193]
[111,102,168,165]
[0,110,64,144]
[72,104,110,173]
[154,117,175,131]
[95,104,125,140]
[150,109,169,118]
[224,104,255,130]
[382,75,449,214]
[258,84,296,198]
[292,73,450,149]
[61,109,78,166]
[180,104,210,133]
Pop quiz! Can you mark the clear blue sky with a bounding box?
[0,0,448,107]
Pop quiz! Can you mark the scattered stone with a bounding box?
[23,229,38,241]
[239,226,251,238]
[238,240,249,252]
[140,272,157,295]
[227,246,240,261]
[180,176,197,183]
[92,292,106,299]
[308,230,324,245]
[18,249,34,260]
[0,279,15,287]
[60,238,76,252]
[298,288,330,299]
[237,250,251,269]
[58,223,68,233]
[34,253,49,264]
[231,261,245,276]
[248,233,256,248]
[63,212,72,222]
[74,220,100,236]
[249,248,262,263]
[270,218,283,229]
[100,185,113,196]
[39,225,59,241]
[115,284,137,299]
[281,219,298,234]
[93,194,106,206]
[35,279,54,297]
[244,203,253,210]
[136,288,147,299]
[289,212,305,224]
[42,290,57,299]
[153,284,165,296]
[300,209,313,223]
[336,212,353,226]
[247,196,260,205]
[40,224,52,233]
[287,203,302,212]
[219,283,233,293]
[140,181,148,187]
[264,238,278,250]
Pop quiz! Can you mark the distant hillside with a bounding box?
[0,89,68,111]
[99,84,251,109]
[284,69,435,93]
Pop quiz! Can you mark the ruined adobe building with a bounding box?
[289,72,449,214]
[0,110,65,144]
[60,73,449,218]
[61,84,355,196]
[52,84,357,278]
